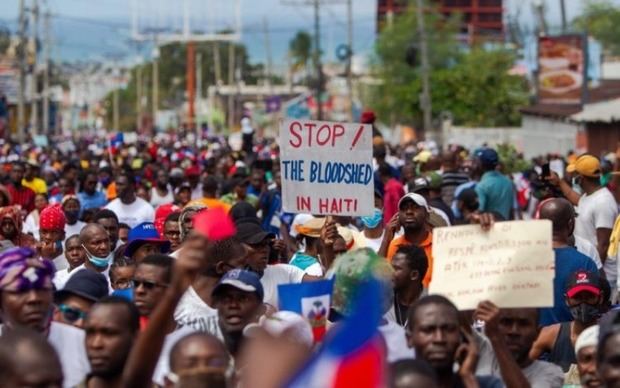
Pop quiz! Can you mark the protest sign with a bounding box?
[429,220,554,310]
[279,119,373,216]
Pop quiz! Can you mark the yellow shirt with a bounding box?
[22,177,48,195]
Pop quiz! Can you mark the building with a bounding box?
[376,0,504,40]
[520,79,620,158]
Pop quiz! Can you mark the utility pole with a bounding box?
[17,0,27,142]
[186,41,196,130]
[136,58,142,131]
[263,17,273,92]
[415,0,432,137]
[196,50,202,135]
[346,0,353,121]
[42,9,50,135]
[559,0,567,33]
[227,42,235,130]
[30,0,39,135]
[313,0,323,120]
[113,65,119,131]
[152,44,159,131]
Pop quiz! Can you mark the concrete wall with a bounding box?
[520,115,583,158]
[441,116,583,159]
[441,122,523,151]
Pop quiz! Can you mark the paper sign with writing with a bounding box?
[279,119,373,216]
[429,220,554,310]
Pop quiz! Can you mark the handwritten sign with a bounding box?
[279,119,373,216]
[429,220,554,310]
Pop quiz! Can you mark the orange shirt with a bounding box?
[387,232,433,288]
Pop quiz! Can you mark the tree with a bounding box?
[573,0,620,56]
[289,31,312,73]
[368,3,529,128]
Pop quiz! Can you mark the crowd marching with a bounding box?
[0,113,620,388]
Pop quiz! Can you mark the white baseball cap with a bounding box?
[398,193,430,211]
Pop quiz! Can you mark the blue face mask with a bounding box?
[82,245,112,268]
[361,208,383,229]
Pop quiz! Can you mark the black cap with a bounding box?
[55,269,109,303]
[235,222,274,245]
[230,201,260,225]
[410,177,430,193]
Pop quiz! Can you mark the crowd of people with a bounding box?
[0,116,620,388]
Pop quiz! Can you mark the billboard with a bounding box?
[537,35,587,105]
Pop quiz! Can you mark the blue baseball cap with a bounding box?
[124,222,171,258]
[212,269,264,301]
[476,148,499,167]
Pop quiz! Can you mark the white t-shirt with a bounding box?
[361,231,385,253]
[105,198,155,228]
[152,326,196,386]
[150,187,174,208]
[52,253,68,272]
[0,322,91,388]
[53,267,81,290]
[65,221,86,240]
[574,235,603,269]
[378,320,415,363]
[261,264,306,308]
[174,286,222,337]
[575,188,617,251]
[23,212,40,240]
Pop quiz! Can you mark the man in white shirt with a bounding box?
[0,247,90,387]
[235,222,314,308]
[105,172,155,228]
[150,170,174,207]
[549,155,617,290]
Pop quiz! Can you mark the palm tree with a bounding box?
[289,31,312,81]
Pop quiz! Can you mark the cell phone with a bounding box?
[541,163,550,178]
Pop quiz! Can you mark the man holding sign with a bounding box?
[279,119,373,217]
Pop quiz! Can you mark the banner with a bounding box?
[279,278,334,342]
[537,35,587,104]
[429,220,554,310]
[279,119,373,216]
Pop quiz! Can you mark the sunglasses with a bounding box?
[57,304,87,322]
[132,279,168,290]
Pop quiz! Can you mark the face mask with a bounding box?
[569,303,600,323]
[82,244,112,268]
[100,177,111,187]
[361,208,383,229]
[65,210,80,223]
[601,172,611,187]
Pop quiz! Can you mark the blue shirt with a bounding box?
[540,247,599,326]
[476,171,514,220]
[78,191,107,212]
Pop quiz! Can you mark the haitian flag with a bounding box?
[108,132,124,155]
[284,277,386,388]
[278,278,334,342]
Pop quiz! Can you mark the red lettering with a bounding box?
[303,123,316,147]
[297,196,311,211]
[319,198,329,213]
[330,198,340,214]
[316,125,331,146]
[289,121,302,148]
[332,124,345,146]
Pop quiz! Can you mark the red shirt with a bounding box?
[7,183,35,213]
[383,178,405,225]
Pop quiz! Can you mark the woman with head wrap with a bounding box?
[0,206,35,249]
